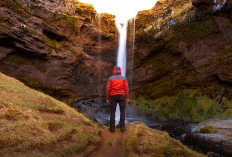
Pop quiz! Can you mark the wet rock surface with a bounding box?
[72,98,232,156]
[161,119,232,157]
[185,119,232,157]
[71,98,160,127]
[71,98,110,125]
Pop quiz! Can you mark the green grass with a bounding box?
[132,88,232,122]
[0,72,101,156]
[123,122,205,157]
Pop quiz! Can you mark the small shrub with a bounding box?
[200,125,218,134]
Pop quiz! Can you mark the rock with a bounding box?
[131,0,232,100]
[207,152,225,157]
[191,0,213,7]
[185,119,232,156]
[71,98,110,124]
[0,0,118,102]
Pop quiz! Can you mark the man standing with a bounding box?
[106,66,129,133]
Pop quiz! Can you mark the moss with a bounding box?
[221,97,232,118]
[9,0,31,17]
[170,2,194,21]
[18,76,57,96]
[75,5,83,15]
[42,36,62,49]
[168,17,219,43]
[3,54,28,64]
[3,54,46,73]
[50,13,58,23]
[61,14,78,30]
[200,126,218,134]
[131,88,230,122]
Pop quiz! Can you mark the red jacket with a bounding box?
[106,66,129,100]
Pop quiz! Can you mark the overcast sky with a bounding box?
[79,0,158,23]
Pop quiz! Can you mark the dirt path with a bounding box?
[89,127,125,157]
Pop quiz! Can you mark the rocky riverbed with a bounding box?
[71,98,232,157]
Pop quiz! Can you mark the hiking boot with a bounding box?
[120,121,125,132]
[110,121,115,133]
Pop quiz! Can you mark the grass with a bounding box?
[0,72,101,156]
[131,88,232,122]
[123,122,205,157]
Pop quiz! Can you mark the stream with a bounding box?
[70,98,228,157]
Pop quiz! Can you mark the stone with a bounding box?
[0,0,118,102]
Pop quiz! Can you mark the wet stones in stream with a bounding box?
[185,119,232,157]
[71,98,110,125]
[71,98,232,156]
[161,120,232,157]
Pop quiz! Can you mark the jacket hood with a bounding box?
[113,66,121,75]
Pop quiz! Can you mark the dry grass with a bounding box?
[0,72,101,157]
[123,122,206,157]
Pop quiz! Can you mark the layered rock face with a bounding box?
[0,0,118,102]
[130,0,232,121]
[132,0,232,98]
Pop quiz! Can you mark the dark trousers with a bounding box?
[110,94,126,123]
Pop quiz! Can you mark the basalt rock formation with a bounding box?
[131,0,232,121]
[0,0,118,102]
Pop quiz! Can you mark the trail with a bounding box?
[89,127,125,157]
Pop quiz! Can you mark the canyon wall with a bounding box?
[0,0,118,102]
[131,0,232,121]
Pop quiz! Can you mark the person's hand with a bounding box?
[107,99,110,103]
[126,99,129,102]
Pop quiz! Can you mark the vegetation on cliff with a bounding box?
[0,72,101,156]
[132,0,232,122]
[0,0,117,102]
[132,86,232,122]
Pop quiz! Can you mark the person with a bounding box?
[106,66,129,132]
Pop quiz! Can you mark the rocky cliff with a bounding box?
[131,0,232,121]
[0,0,118,102]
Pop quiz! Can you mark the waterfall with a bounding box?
[97,13,102,97]
[113,21,128,125]
[116,22,128,77]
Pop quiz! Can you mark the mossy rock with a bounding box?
[42,36,62,50]
[200,125,218,134]
[131,86,232,122]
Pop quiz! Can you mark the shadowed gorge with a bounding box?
[1,0,232,156]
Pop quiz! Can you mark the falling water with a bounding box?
[116,22,128,77]
[114,21,128,125]
[96,13,102,97]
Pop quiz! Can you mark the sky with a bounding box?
[79,0,158,23]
